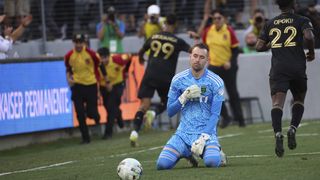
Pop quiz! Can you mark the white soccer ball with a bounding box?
[117,158,143,180]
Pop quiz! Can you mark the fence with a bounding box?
[0,0,290,54]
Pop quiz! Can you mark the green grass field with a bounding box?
[1,120,320,180]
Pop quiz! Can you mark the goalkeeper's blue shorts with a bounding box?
[166,131,220,158]
[157,131,221,169]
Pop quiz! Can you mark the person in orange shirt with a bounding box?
[202,9,245,128]
[97,47,131,139]
[65,34,107,144]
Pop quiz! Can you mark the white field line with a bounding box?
[140,151,320,163]
[258,123,309,133]
[259,133,319,138]
[0,161,75,177]
[109,133,242,158]
[219,133,242,139]
[0,132,243,177]
[109,146,163,158]
[228,151,320,158]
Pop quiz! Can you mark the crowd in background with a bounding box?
[1,0,320,53]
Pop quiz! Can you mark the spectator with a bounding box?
[79,0,99,34]
[64,34,107,144]
[97,47,131,139]
[96,6,125,53]
[244,9,267,39]
[0,15,32,59]
[197,0,214,37]
[216,0,245,29]
[54,0,75,39]
[242,32,258,54]
[202,9,246,128]
[3,0,30,28]
[138,4,165,40]
[296,3,320,48]
[44,0,62,40]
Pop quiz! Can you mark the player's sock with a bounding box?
[275,132,284,157]
[271,108,283,133]
[133,111,145,132]
[154,103,166,116]
[287,125,297,150]
[145,110,156,130]
[203,144,221,167]
[156,145,179,170]
[129,130,139,147]
[291,103,304,128]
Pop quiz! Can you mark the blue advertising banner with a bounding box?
[0,60,73,136]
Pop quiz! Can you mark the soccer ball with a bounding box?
[117,158,143,180]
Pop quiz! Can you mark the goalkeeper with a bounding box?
[156,43,225,170]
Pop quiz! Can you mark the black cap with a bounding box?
[73,34,85,42]
[97,47,110,57]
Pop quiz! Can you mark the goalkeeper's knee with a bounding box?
[156,145,179,170]
[203,145,221,167]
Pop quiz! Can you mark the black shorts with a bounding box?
[71,83,99,119]
[138,76,170,101]
[269,77,307,96]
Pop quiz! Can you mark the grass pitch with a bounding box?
[1,120,320,180]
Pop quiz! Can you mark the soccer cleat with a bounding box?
[129,130,139,147]
[275,133,284,157]
[102,133,112,140]
[186,155,198,167]
[287,128,297,150]
[220,149,227,167]
[80,139,90,144]
[117,117,124,129]
[145,110,156,130]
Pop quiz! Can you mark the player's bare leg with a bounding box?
[130,98,151,147]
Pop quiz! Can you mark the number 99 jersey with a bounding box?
[259,13,313,79]
[141,32,190,84]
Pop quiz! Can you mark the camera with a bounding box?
[255,16,263,24]
[149,15,158,24]
[108,13,115,22]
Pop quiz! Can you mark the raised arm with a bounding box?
[10,15,32,42]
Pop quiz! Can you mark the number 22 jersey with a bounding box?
[259,12,313,79]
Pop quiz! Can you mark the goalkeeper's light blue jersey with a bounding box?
[168,68,224,136]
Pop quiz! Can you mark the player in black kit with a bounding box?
[256,0,315,157]
[130,14,191,146]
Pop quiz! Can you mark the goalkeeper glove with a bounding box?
[178,85,201,106]
[191,133,210,157]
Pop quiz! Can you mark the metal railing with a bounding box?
[1,0,314,56]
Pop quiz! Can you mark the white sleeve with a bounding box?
[0,36,13,53]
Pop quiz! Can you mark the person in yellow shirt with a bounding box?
[138,4,165,40]
[97,47,131,139]
[65,34,107,144]
[202,9,245,128]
